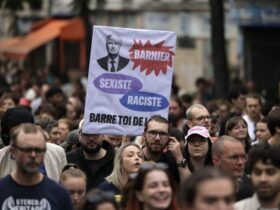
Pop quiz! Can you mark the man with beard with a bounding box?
[0,123,73,210]
[0,106,67,182]
[141,115,190,183]
[235,143,280,210]
[66,120,115,190]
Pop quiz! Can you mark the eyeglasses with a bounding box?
[13,144,46,155]
[146,130,169,140]
[226,155,246,163]
[192,115,211,121]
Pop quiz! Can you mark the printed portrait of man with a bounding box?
[97,34,130,72]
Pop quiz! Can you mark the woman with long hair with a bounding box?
[183,126,213,172]
[98,142,143,195]
[226,116,251,153]
[124,162,180,210]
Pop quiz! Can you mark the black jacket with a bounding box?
[67,141,115,191]
[97,55,129,72]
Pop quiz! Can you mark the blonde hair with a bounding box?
[60,167,87,184]
[106,142,142,191]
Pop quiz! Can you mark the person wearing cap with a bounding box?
[183,126,213,172]
[97,34,130,72]
[0,106,67,182]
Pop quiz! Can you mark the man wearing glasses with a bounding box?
[67,120,115,190]
[0,123,73,210]
[185,104,212,133]
[141,115,190,183]
[0,106,67,182]
[212,136,254,201]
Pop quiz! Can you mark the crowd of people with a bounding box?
[0,69,279,210]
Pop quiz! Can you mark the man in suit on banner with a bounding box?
[97,34,129,72]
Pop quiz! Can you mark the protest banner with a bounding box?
[83,26,176,135]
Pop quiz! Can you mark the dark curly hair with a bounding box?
[247,142,280,174]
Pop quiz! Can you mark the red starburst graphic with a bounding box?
[129,40,175,76]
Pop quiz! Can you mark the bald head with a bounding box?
[212,135,241,156]
[186,104,208,119]
[212,135,245,179]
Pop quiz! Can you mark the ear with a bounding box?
[275,126,280,134]
[9,146,16,159]
[136,191,144,202]
[186,120,193,129]
[78,132,82,142]
[142,133,146,143]
[212,155,221,167]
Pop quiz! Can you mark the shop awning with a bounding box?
[1,20,70,61]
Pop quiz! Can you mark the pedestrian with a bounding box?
[267,106,280,146]
[82,189,119,210]
[180,167,235,210]
[212,136,254,201]
[60,164,87,210]
[185,104,212,133]
[141,115,190,183]
[235,143,280,209]
[67,120,115,190]
[0,123,73,210]
[0,106,67,182]
[98,143,144,195]
[255,118,271,144]
[124,162,180,210]
[183,126,213,172]
[225,116,251,153]
[242,93,263,142]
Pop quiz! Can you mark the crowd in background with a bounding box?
[0,66,279,210]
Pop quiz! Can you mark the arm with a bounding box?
[167,136,191,181]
